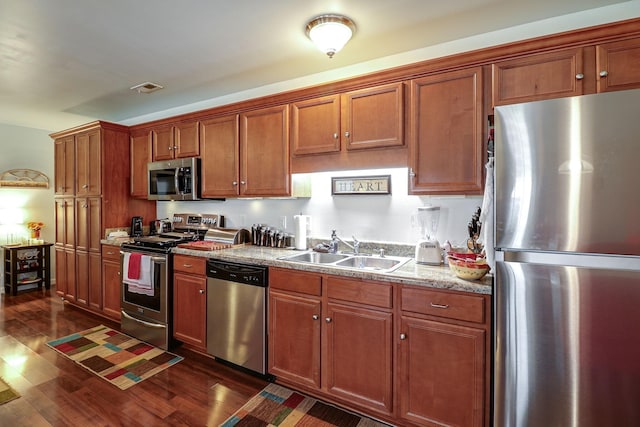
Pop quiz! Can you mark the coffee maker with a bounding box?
[130,216,143,237]
[415,206,442,265]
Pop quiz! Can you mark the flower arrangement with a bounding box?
[27,221,45,238]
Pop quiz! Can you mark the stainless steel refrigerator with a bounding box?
[494,89,640,426]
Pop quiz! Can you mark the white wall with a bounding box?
[156,167,484,248]
[0,123,55,291]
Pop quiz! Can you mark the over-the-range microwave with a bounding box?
[148,157,200,201]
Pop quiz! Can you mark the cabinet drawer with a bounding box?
[401,286,485,324]
[326,276,392,309]
[173,255,206,275]
[270,267,322,296]
[101,245,121,261]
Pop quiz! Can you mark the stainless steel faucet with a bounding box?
[329,230,359,254]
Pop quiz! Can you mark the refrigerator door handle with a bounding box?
[497,249,640,271]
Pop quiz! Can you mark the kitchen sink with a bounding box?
[279,251,351,264]
[278,251,411,273]
[334,256,408,271]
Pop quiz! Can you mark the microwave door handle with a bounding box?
[175,168,181,195]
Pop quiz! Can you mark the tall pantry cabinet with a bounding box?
[51,121,154,316]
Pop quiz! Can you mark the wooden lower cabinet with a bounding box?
[398,316,486,427]
[325,302,393,416]
[55,247,76,302]
[269,291,322,389]
[101,245,121,321]
[269,268,491,427]
[172,255,207,350]
[268,268,394,421]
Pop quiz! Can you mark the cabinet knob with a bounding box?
[183,264,192,268]
[333,133,339,139]
[312,314,319,320]
[117,272,121,276]
[400,333,407,340]
[575,73,584,80]
[240,181,246,185]
[168,146,173,150]
[325,317,332,323]
[409,168,416,177]
[107,251,114,255]
[599,70,609,77]
[199,289,205,294]
[232,181,238,186]
[82,184,88,189]
[344,131,350,138]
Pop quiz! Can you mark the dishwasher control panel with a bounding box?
[206,259,267,286]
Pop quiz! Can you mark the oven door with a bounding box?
[120,248,169,324]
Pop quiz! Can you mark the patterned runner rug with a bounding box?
[46,325,183,390]
[221,383,391,427]
[0,377,20,405]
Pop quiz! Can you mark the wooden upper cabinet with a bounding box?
[291,95,341,156]
[54,136,75,195]
[75,129,101,197]
[291,83,404,157]
[492,48,586,106]
[240,105,290,197]
[596,37,640,93]
[409,66,484,195]
[152,121,200,161]
[200,115,240,197]
[342,82,404,150]
[174,121,200,158]
[152,125,174,161]
[130,130,152,198]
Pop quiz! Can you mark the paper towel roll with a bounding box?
[294,215,310,250]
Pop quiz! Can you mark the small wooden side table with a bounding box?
[2,242,53,296]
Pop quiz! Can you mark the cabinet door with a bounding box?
[75,250,89,307]
[596,38,640,93]
[398,316,486,427]
[76,129,101,196]
[75,198,89,252]
[240,105,290,197]
[291,95,341,155]
[152,125,175,160]
[55,197,75,248]
[54,136,75,195]
[173,272,207,349]
[88,198,101,252]
[174,121,200,158]
[325,302,393,416]
[409,67,484,195]
[101,250,122,321]
[55,247,67,298]
[89,251,102,311]
[200,115,240,197]
[130,130,152,198]
[268,290,321,389]
[62,248,76,302]
[343,82,405,150]
[492,48,586,106]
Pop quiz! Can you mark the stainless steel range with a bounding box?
[119,213,223,349]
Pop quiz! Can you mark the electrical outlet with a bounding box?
[280,216,287,229]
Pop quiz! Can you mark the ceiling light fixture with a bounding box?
[305,14,356,58]
[130,81,164,94]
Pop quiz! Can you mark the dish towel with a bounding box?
[479,157,495,271]
[123,253,155,296]
[127,253,142,279]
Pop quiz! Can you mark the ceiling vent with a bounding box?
[130,81,164,94]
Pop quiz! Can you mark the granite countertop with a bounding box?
[173,245,493,295]
[102,238,492,294]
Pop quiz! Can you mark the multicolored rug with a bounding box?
[46,325,183,390]
[221,383,391,427]
[0,377,20,405]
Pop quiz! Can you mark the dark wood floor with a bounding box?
[0,288,267,426]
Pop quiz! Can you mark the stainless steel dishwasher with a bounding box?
[206,259,268,375]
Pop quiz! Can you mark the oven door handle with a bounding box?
[121,310,166,329]
[120,251,168,264]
